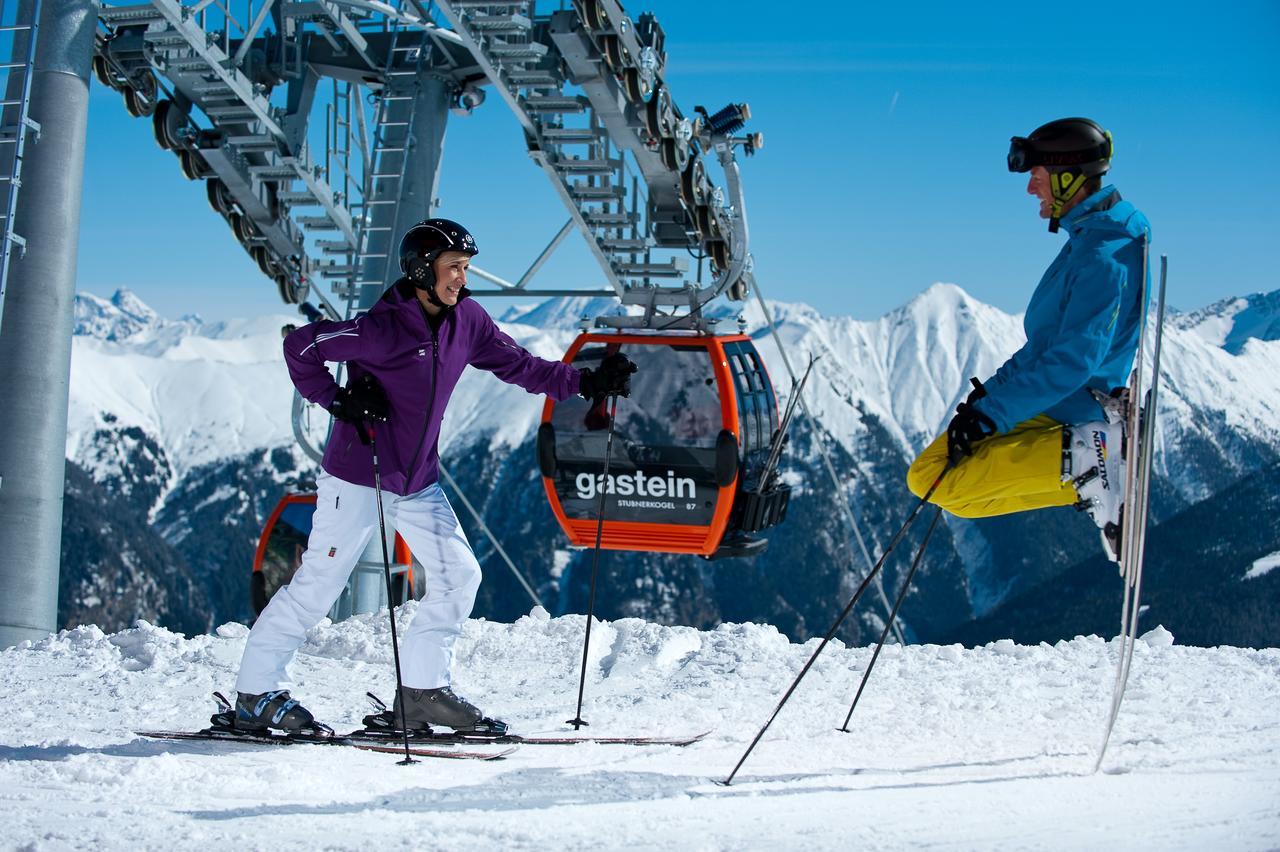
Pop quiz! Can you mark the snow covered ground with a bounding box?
[2,610,1278,851]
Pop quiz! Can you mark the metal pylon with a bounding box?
[0,0,41,319]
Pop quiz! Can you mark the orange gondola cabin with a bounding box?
[538,331,791,559]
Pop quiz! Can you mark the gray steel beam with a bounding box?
[0,0,94,648]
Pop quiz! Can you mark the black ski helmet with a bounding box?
[1008,117,1113,231]
[398,218,479,292]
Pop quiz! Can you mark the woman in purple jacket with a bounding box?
[234,219,634,734]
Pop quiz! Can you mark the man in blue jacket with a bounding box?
[907,118,1150,562]
[234,219,635,733]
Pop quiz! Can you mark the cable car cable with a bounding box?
[439,466,544,610]
[749,285,907,645]
[753,354,818,494]
[566,394,621,730]
[720,462,953,786]
[368,425,418,765]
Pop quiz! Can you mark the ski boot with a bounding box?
[234,689,324,735]
[359,692,436,742]
[1065,418,1126,563]
[391,686,508,736]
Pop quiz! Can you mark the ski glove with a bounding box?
[578,353,638,401]
[946,402,996,464]
[329,373,390,425]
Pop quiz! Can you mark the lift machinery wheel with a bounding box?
[231,211,260,245]
[91,54,118,89]
[646,84,674,142]
[152,99,187,150]
[661,136,688,172]
[680,157,707,208]
[122,72,158,118]
[249,244,275,277]
[124,86,154,118]
[695,203,721,242]
[622,67,653,104]
[275,273,305,305]
[178,148,211,181]
[599,33,628,73]
[206,178,236,217]
[709,239,730,274]
[578,0,608,32]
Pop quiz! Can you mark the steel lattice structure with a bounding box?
[93,0,762,326]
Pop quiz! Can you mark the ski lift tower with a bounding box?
[0,0,763,645]
[0,0,95,648]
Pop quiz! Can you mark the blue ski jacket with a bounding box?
[973,185,1151,434]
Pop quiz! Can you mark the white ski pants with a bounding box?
[236,472,481,694]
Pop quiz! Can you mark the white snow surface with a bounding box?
[2,612,1278,850]
[1245,552,1280,581]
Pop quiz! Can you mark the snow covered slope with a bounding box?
[68,290,299,492]
[1,613,1277,850]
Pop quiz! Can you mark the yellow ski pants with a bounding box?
[906,414,1079,518]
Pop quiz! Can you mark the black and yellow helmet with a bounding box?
[1008,117,1113,230]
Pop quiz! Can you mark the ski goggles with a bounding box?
[1007,134,1113,173]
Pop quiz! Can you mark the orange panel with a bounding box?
[540,332,754,557]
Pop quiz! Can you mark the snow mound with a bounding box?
[2,614,1278,849]
[1245,551,1280,581]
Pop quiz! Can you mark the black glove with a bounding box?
[965,376,988,406]
[329,373,390,425]
[578,353,637,401]
[946,402,996,464]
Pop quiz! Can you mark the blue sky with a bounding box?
[78,0,1279,322]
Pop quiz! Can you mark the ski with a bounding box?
[135,727,515,761]
[1095,250,1168,771]
[344,726,710,748]
[356,694,709,746]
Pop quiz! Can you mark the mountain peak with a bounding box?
[1173,288,1280,354]
[73,289,203,345]
[110,288,160,325]
[913,281,977,309]
[74,290,156,342]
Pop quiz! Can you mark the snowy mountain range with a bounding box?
[60,284,1280,645]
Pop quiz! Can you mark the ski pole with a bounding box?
[567,394,620,730]
[721,461,953,786]
[838,507,942,732]
[368,426,418,766]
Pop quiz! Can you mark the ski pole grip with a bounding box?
[969,377,987,400]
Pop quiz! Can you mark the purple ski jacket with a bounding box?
[284,280,581,495]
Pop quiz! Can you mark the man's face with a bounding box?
[431,251,471,306]
[1027,166,1054,219]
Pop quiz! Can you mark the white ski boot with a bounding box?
[1066,418,1127,562]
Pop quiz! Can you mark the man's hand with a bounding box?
[946,402,996,464]
[578,352,637,401]
[329,373,390,424]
